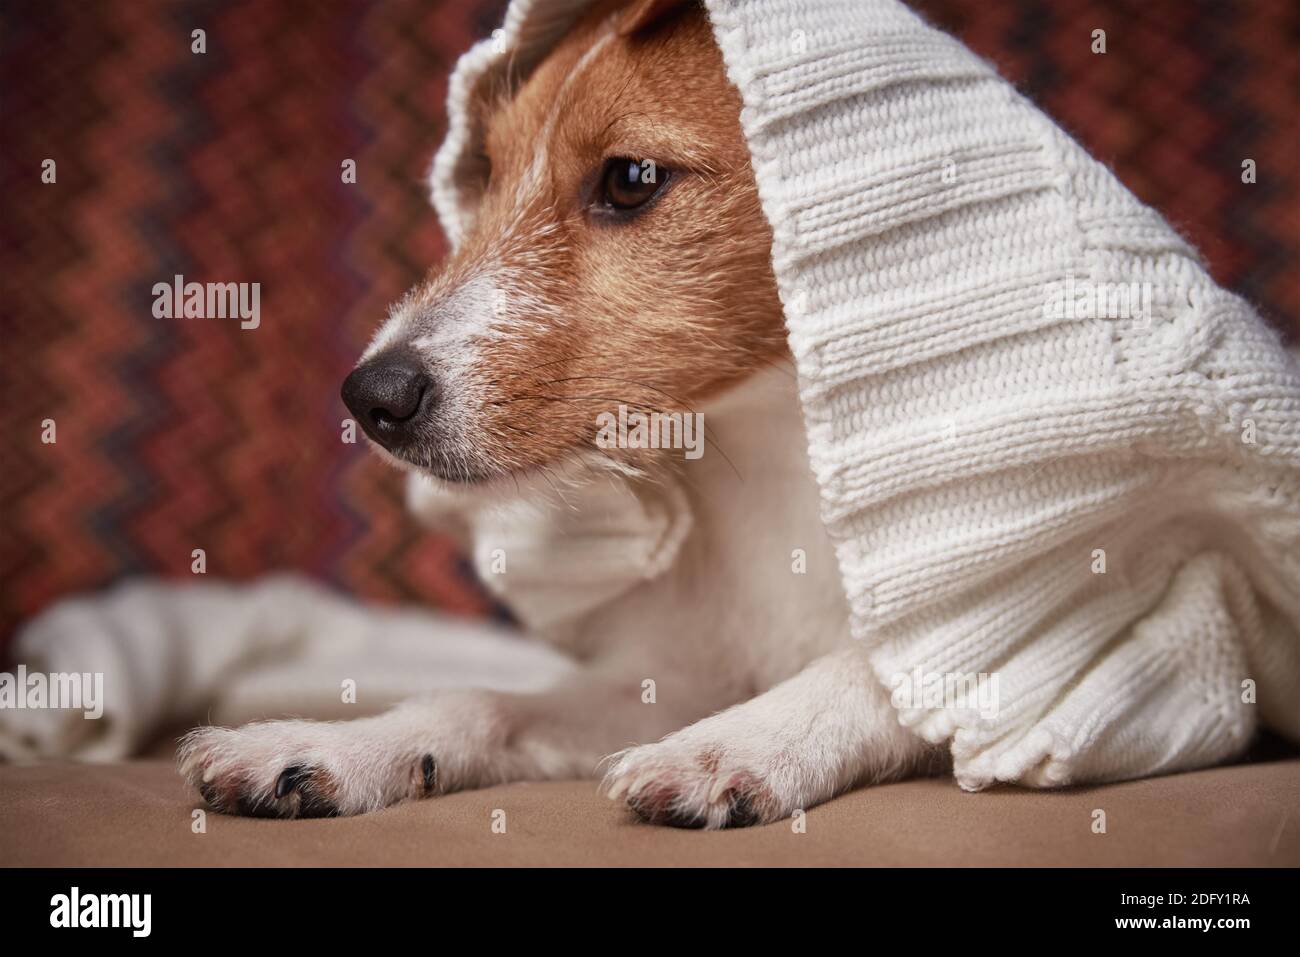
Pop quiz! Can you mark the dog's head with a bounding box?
[342,0,785,487]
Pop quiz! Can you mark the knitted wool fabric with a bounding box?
[432,0,1300,788]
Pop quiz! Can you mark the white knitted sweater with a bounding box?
[433,0,1300,788]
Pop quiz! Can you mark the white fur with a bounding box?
[7,357,929,826]
[174,366,930,825]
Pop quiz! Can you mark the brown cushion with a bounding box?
[2,758,1296,866]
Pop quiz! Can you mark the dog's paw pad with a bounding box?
[187,758,338,819]
[178,721,448,818]
[178,725,348,819]
[626,770,766,828]
[604,743,778,829]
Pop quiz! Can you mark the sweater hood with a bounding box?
[432,0,1300,788]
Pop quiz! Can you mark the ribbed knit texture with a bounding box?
[433,0,1300,788]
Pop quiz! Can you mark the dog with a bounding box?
[177,0,937,828]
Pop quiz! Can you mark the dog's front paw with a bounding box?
[602,735,783,830]
[178,719,439,818]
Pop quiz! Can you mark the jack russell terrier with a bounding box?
[178,0,938,828]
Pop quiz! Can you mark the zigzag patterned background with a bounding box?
[1,0,1296,646]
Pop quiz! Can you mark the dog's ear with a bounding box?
[617,0,693,37]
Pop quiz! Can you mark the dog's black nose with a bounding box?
[341,353,431,449]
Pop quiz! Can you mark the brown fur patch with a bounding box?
[401,0,787,482]
[697,747,723,774]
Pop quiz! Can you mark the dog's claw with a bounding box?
[275,765,305,799]
[421,754,437,793]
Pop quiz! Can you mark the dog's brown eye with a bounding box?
[601,158,667,211]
